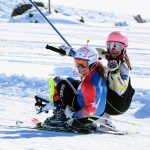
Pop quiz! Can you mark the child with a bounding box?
[42,46,107,128]
[104,31,135,115]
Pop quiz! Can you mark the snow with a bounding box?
[0,0,150,150]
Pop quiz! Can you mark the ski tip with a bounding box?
[31,118,41,124]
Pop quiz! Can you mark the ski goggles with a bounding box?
[107,41,125,51]
[75,59,89,68]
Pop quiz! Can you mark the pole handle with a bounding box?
[45,44,66,55]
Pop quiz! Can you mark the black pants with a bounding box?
[105,79,135,115]
[56,77,101,125]
[55,78,81,110]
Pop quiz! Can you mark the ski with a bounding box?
[13,118,128,135]
[0,120,128,135]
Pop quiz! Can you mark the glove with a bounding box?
[108,60,120,74]
[59,45,72,56]
[65,106,74,118]
[64,106,74,127]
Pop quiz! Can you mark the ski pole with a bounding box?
[94,116,139,126]
[28,0,71,47]
[45,44,67,55]
[88,118,127,134]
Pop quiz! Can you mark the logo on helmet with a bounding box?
[88,54,97,58]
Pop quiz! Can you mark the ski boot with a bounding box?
[43,107,67,127]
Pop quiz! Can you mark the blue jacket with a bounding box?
[72,69,107,119]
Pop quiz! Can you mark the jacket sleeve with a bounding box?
[108,62,130,96]
[70,48,76,57]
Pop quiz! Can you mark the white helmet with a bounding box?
[75,46,98,66]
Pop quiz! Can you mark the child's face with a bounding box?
[107,41,124,58]
[109,48,122,58]
[75,59,90,76]
[77,66,90,76]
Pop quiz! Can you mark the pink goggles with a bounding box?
[107,41,125,51]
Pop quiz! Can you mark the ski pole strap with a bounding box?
[65,79,78,95]
[49,78,55,104]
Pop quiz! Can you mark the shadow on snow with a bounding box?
[0,128,79,139]
[0,73,48,97]
[131,88,150,119]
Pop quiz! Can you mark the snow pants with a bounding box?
[105,79,135,115]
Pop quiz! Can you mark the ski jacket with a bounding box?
[68,49,107,119]
[108,61,130,96]
[72,69,107,119]
[104,54,135,115]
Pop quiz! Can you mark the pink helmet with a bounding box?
[107,31,128,47]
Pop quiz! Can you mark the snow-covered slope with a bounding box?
[0,0,146,24]
[0,0,150,150]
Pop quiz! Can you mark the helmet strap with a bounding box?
[83,61,98,77]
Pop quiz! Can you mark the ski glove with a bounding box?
[59,45,72,56]
[65,106,74,118]
[108,60,120,74]
[65,106,75,127]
